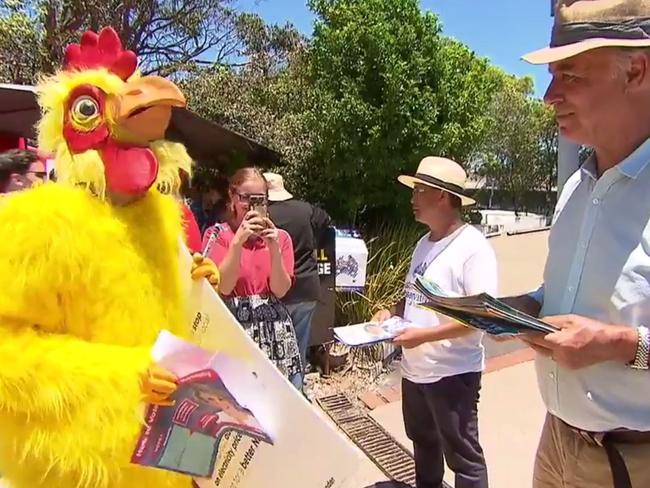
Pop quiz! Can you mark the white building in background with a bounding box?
[478,210,547,236]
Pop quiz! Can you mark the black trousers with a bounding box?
[402,373,488,488]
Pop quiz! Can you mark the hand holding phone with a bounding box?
[248,194,268,220]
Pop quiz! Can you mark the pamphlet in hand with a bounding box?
[333,316,409,346]
[131,331,272,478]
[414,275,558,337]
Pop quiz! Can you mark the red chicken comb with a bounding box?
[63,27,137,81]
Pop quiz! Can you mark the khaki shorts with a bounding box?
[533,414,650,488]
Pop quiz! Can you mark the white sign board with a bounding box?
[179,249,363,488]
[335,235,368,291]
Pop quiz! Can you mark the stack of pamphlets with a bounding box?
[414,276,557,337]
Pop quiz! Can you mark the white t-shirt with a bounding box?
[401,224,498,384]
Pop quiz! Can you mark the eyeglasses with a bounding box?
[28,171,47,178]
[412,186,442,195]
[235,192,267,203]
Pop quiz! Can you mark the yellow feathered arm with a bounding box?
[0,328,151,485]
[0,326,149,418]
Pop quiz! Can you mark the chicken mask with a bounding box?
[38,27,188,198]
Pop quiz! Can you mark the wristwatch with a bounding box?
[631,325,650,370]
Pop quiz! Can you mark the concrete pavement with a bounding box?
[370,361,545,488]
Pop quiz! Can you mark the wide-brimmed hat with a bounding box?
[524,0,650,65]
[398,156,476,207]
[263,172,294,201]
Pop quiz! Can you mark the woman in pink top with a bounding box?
[202,168,302,385]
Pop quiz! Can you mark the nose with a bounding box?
[543,77,562,107]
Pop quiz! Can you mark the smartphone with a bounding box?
[248,194,268,219]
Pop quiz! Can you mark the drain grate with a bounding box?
[318,393,416,486]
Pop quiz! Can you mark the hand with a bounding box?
[233,211,265,246]
[371,309,392,324]
[141,365,178,406]
[259,218,280,247]
[393,328,428,349]
[191,253,220,289]
[522,314,637,369]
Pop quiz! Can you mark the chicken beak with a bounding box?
[107,76,186,144]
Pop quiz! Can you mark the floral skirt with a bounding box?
[225,294,303,383]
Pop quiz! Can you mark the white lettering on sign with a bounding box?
[318,263,331,275]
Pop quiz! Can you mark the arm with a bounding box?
[215,240,244,296]
[181,202,203,254]
[268,230,294,298]
[395,244,499,347]
[311,205,332,243]
[525,314,639,369]
[0,322,149,418]
[211,214,266,296]
[371,298,405,322]
[392,319,472,348]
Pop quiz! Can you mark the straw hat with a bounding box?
[398,156,476,207]
[263,172,294,202]
[524,0,650,65]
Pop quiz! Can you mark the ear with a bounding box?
[626,51,649,89]
[10,173,25,188]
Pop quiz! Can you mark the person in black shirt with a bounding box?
[264,172,331,388]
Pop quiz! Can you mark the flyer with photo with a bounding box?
[333,317,409,346]
[131,333,272,478]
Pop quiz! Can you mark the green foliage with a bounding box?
[476,75,558,215]
[336,221,423,325]
[0,6,43,83]
[179,35,313,179]
[1,0,559,225]
[0,0,278,82]
[299,0,503,224]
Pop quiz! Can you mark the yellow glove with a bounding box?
[141,365,178,406]
[191,253,220,289]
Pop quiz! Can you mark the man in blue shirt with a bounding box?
[506,2,650,487]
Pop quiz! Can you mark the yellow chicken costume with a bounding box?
[0,28,218,488]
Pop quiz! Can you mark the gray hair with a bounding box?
[614,47,650,80]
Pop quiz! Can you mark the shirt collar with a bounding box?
[618,137,650,179]
[582,137,650,180]
[581,154,598,181]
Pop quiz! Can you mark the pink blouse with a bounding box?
[202,223,294,297]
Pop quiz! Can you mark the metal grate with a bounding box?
[318,393,416,486]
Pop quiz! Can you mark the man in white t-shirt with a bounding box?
[372,156,497,488]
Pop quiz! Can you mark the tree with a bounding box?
[0,0,291,83]
[478,76,558,215]
[297,0,503,224]
[536,102,559,212]
[178,22,311,174]
[0,2,43,84]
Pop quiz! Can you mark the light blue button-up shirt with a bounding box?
[535,138,650,432]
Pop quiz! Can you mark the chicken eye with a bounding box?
[71,96,99,123]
